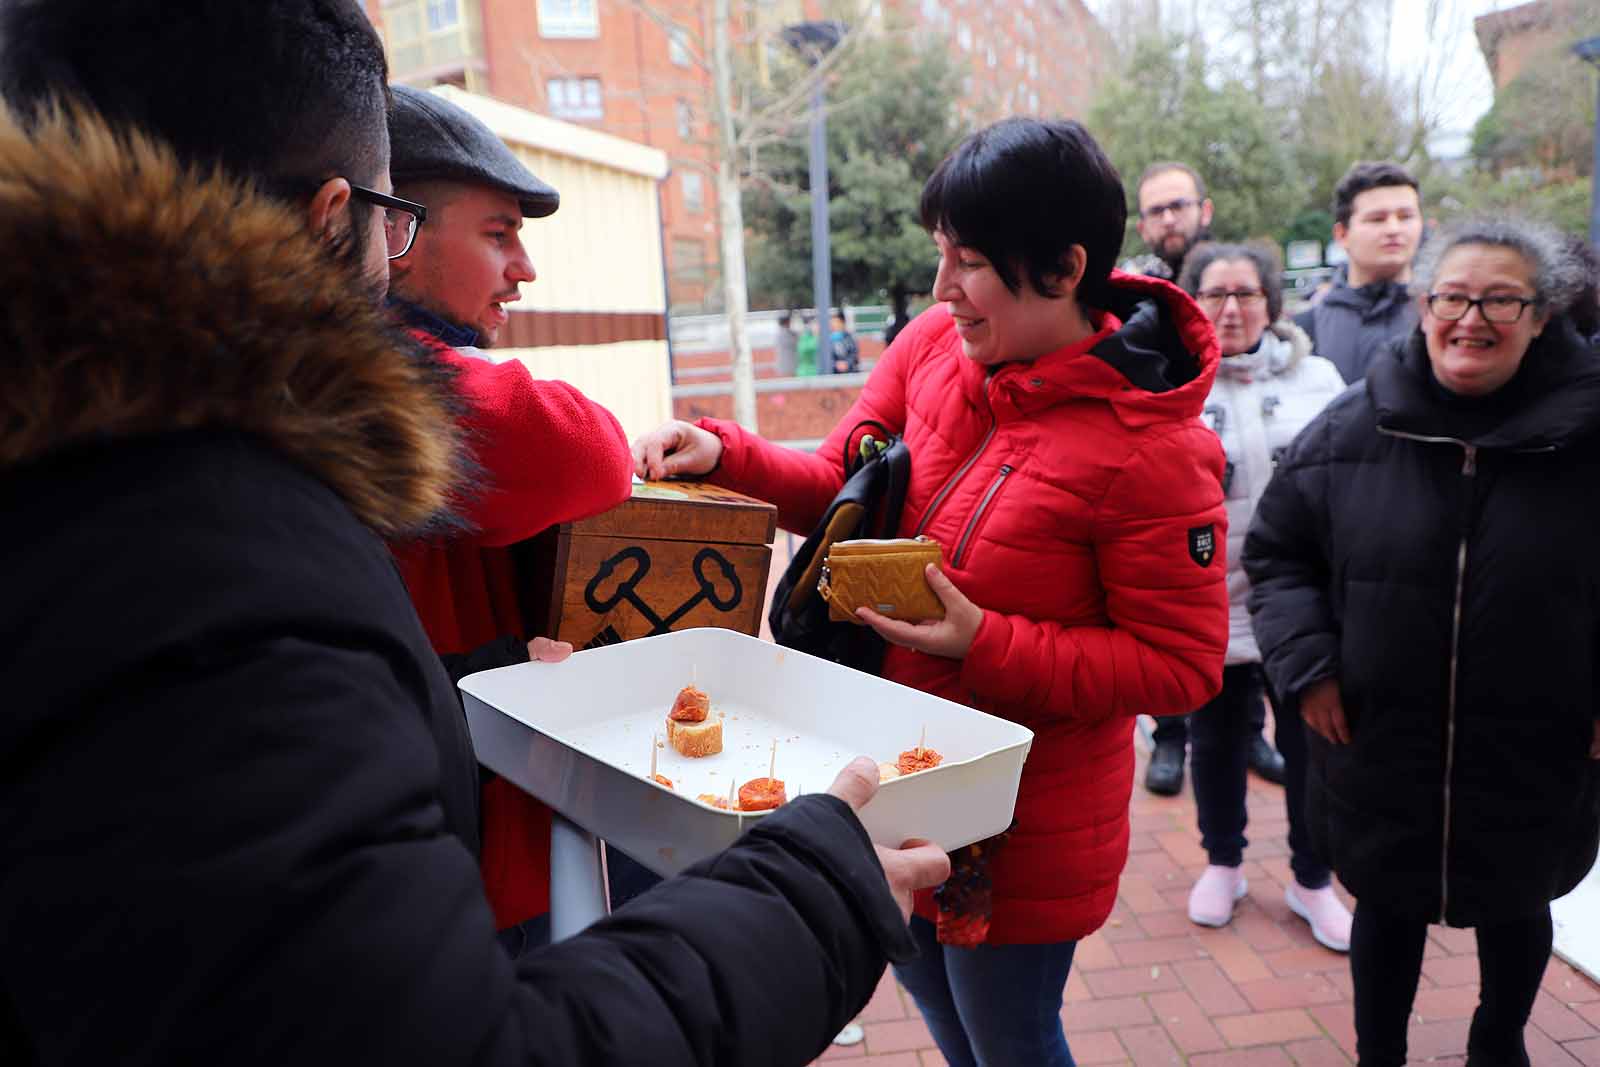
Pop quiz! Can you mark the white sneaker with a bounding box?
[1187,865,1247,927]
[1285,883,1353,952]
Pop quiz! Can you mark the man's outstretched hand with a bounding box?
[826,757,950,921]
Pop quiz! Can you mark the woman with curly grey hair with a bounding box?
[1243,216,1600,1067]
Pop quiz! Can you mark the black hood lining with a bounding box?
[1088,289,1201,394]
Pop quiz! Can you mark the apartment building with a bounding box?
[366,0,719,313]
[365,0,1110,315]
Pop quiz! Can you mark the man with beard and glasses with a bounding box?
[1129,164,1287,798]
[0,3,948,1064]
[383,85,636,947]
[1127,161,1214,281]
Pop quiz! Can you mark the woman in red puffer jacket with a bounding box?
[633,117,1228,1067]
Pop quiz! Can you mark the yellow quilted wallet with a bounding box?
[818,538,946,625]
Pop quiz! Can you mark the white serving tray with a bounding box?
[460,627,1033,877]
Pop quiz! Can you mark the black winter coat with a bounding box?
[1244,323,1600,926]
[0,110,912,1066]
[1294,271,1417,383]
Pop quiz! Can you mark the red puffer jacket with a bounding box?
[701,273,1228,944]
[391,330,634,929]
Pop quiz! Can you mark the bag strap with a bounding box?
[842,419,897,479]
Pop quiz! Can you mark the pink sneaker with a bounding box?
[1187,865,1247,927]
[1285,883,1352,952]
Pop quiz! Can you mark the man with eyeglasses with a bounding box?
[0,3,945,1063]
[382,84,636,946]
[1126,162,1287,797]
[1128,161,1214,281]
[1294,161,1424,382]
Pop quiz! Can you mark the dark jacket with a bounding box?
[1294,268,1417,382]
[0,109,912,1066]
[1243,324,1600,926]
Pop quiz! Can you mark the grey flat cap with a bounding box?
[389,84,560,218]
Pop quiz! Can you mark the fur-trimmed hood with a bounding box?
[0,109,461,537]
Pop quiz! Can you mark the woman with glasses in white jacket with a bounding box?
[1176,243,1351,948]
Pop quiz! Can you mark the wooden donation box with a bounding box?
[514,481,778,649]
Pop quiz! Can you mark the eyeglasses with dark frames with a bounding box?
[1139,197,1200,221]
[1425,292,1535,324]
[1195,288,1267,311]
[348,184,428,260]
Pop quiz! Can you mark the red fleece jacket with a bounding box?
[391,330,633,928]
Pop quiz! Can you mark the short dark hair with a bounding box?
[919,117,1126,307]
[1178,242,1284,323]
[0,0,390,193]
[1331,161,1419,227]
[1137,161,1207,202]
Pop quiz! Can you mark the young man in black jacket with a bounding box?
[0,3,946,1065]
[1294,161,1424,382]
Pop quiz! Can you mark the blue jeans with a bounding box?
[893,916,1077,1067]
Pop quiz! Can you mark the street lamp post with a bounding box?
[782,20,845,373]
[1574,36,1600,244]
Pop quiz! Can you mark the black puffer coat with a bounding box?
[0,109,912,1066]
[1244,323,1600,926]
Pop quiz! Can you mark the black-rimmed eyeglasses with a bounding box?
[1425,292,1536,323]
[1139,197,1200,221]
[349,184,427,260]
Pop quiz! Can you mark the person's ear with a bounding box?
[1332,220,1348,248]
[1055,245,1088,294]
[1200,198,1214,228]
[306,177,353,243]
[1531,307,1550,338]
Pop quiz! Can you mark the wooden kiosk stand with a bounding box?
[510,480,777,937]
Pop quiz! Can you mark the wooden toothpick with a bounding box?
[768,738,777,781]
[650,733,658,779]
[918,724,927,756]
[727,776,737,810]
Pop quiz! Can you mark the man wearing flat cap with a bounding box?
[384,85,634,943]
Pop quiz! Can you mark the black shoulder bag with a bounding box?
[768,420,911,673]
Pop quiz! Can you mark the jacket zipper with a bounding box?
[1380,427,1477,923]
[913,374,999,538]
[952,464,1014,567]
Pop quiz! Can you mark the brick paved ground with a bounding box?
[809,743,1600,1066]
[758,534,1600,1065]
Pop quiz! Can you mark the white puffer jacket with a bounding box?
[1201,320,1346,664]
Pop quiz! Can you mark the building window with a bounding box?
[681,171,704,214]
[956,23,971,50]
[669,24,692,66]
[672,238,707,284]
[547,76,604,119]
[426,0,460,31]
[538,0,599,39]
[986,44,997,69]
[676,99,694,139]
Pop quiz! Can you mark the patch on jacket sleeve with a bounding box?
[1187,524,1217,567]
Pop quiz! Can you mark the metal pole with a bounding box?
[808,75,834,374]
[1591,73,1600,245]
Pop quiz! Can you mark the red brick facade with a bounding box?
[363,0,1110,315]
[365,0,719,313]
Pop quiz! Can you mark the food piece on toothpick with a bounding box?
[738,776,787,812]
[878,762,902,783]
[696,791,730,809]
[668,716,722,757]
[897,726,944,775]
[669,684,710,723]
